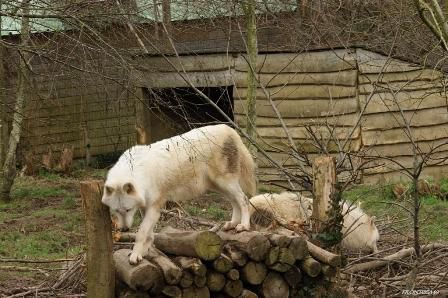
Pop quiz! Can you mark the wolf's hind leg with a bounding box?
[222,198,241,230]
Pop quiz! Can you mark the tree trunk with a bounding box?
[312,156,336,230]
[81,180,115,296]
[243,0,258,159]
[0,2,31,202]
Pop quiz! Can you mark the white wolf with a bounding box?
[102,124,256,264]
[250,192,379,253]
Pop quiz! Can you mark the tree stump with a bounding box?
[81,180,114,297]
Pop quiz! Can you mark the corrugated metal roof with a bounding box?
[1,0,297,36]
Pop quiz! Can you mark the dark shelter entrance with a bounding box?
[143,86,234,141]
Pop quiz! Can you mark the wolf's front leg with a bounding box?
[129,206,160,265]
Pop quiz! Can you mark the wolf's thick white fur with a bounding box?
[250,192,379,253]
[102,124,256,264]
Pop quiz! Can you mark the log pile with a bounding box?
[114,228,341,297]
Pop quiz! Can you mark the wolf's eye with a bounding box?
[126,208,132,212]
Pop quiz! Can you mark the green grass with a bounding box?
[185,202,229,221]
[343,181,448,243]
[0,174,84,262]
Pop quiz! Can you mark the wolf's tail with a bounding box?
[239,142,257,198]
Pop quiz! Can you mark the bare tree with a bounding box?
[0,0,31,202]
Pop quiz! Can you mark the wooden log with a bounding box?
[284,266,302,288]
[226,268,240,281]
[300,256,322,277]
[241,261,267,285]
[194,274,207,287]
[182,286,210,298]
[155,229,223,261]
[307,241,341,267]
[116,288,149,298]
[173,256,207,276]
[266,234,291,248]
[312,156,336,230]
[224,244,248,267]
[265,246,280,266]
[206,270,226,292]
[288,236,309,261]
[344,243,446,274]
[239,289,258,298]
[213,254,234,273]
[224,279,244,297]
[277,247,295,265]
[218,231,271,261]
[162,285,182,298]
[179,271,194,288]
[321,264,337,278]
[146,248,182,285]
[80,180,114,297]
[114,249,163,291]
[268,263,291,273]
[261,272,289,298]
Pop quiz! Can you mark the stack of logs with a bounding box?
[114,227,341,297]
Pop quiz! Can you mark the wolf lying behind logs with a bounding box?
[102,124,256,264]
[250,192,379,253]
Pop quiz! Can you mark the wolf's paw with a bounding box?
[222,221,237,231]
[235,223,250,232]
[129,252,143,265]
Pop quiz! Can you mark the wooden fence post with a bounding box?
[80,180,114,298]
[312,156,336,231]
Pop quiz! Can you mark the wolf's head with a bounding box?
[101,182,144,231]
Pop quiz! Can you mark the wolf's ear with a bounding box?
[370,216,376,226]
[123,182,135,195]
[105,186,114,196]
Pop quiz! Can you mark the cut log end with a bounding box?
[261,272,289,298]
[195,231,223,261]
[241,261,267,285]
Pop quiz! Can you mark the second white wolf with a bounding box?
[101,124,256,264]
[250,192,380,253]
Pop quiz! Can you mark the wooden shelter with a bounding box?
[133,48,448,185]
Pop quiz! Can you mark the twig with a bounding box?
[0,258,74,263]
